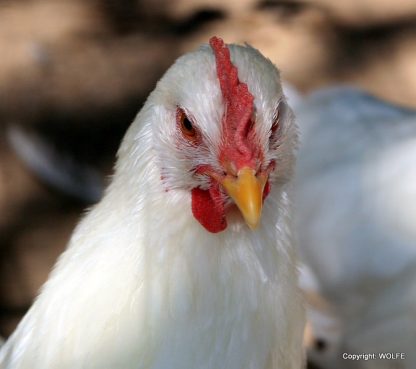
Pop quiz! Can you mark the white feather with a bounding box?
[295,87,416,369]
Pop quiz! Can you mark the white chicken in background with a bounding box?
[293,87,416,369]
[0,37,305,369]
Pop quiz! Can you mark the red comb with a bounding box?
[209,36,257,169]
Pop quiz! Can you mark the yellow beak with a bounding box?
[221,167,267,230]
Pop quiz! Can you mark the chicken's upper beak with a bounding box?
[221,167,267,230]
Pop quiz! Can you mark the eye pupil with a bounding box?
[183,117,193,132]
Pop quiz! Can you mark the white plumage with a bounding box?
[294,87,416,369]
[0,39,304,369]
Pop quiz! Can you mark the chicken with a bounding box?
[293,87,416,369]
[0,37,304,369]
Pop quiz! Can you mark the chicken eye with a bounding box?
[177,107,198,141]
[271,111,280,135]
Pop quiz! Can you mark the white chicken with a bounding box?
[0,37,304,369]
[294,87,416,369]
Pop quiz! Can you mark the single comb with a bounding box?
[209,36,258,170]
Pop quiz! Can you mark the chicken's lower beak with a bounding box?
[221,167,267,230]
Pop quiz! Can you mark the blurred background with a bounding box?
[0,0,415,368]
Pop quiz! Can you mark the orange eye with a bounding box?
[177,108,198,142]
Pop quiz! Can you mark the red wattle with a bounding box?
[191,185,227,233]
